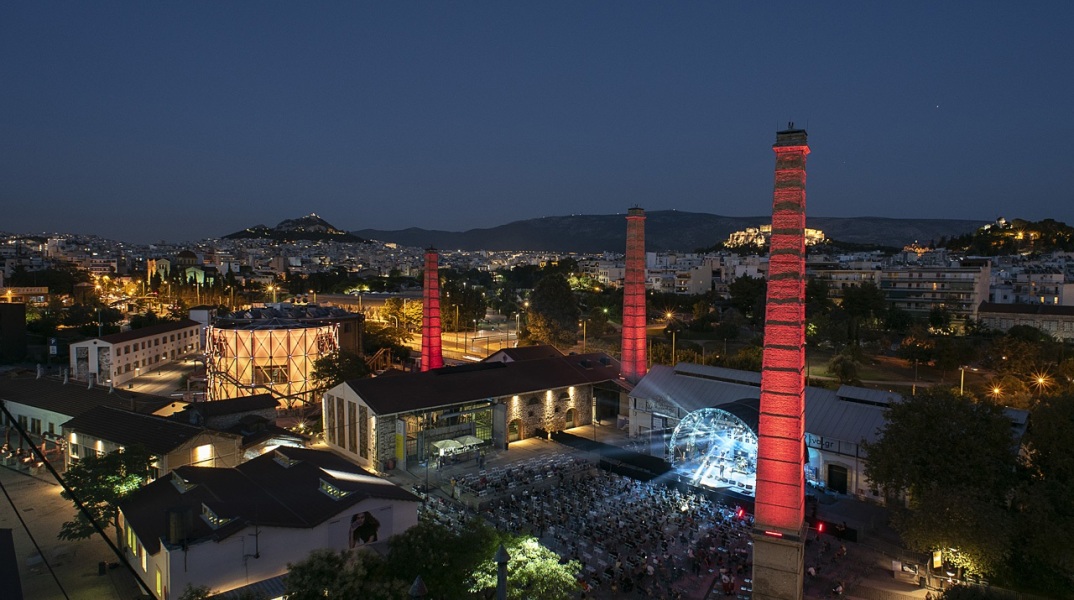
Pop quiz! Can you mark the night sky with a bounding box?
[2,3,1073,244]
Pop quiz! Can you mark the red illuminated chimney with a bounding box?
[421,248,444,371]
[621,207,647,383]
[752,125,809,599]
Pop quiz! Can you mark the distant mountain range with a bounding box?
[352,211,987,253]
[224,213,364,243]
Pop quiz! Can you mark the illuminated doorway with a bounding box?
[507,419,522,443]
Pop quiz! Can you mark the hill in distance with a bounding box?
[224,213,364,243]
[353,211,987,253]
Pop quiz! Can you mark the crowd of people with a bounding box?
[454,453,593,500]
[481,467,754,598]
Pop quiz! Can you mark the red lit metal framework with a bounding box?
[621,207,647,383]
[755,128,809,533]
[421,248,444,371]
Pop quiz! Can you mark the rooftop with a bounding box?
[346,351,621,415]
[118,447,419,554]
[0,376,171,418]
[62,406,234,455]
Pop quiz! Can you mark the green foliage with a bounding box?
[526,274,580,347]
[284,548,405,600]
[441,275,488,332]
[387,519,501,598]
[311,350,372,388]
[727,275,766,325]
[724,345,763,372]
[841,282,887,341]
[177,584,212,600]
[1008,394,1074,591]
[827,351,861,384]
[468,536,582,600]
[862,388,1017,575]
[805,276,833,319]
[59,445,153,541]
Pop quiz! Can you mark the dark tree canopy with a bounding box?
[526,274,580,347]
[284,548,404,600]
[311,349,371,389]
[862,388,1017,574]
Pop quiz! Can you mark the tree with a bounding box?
[841,282,887,342]
[728,275,766,325]
[311,350,372,389]
[805,276,833,319]
[862,388,1017,575]
[724,345,763,372]
[526,274,580,347]
[387,519,500,599]
[468,536,582,600]
[59,445,153,541]
[285,548,405,600]
[827,351,861,384]
[1008,393,1074,593]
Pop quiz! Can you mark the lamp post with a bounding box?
[579,319,587,353]
[473,319,478,353]
[309,289,316,304]
[665,313,678,365]
[959,366,966,396]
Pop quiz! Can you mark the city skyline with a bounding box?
[3,3,1073,244]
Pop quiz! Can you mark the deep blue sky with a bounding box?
[2,2,1073,243]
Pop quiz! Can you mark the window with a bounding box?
[155,567,162,597]
[348,402,358,454]
[254,365,289,385]
[358,405,369,459]
[30,418,41,435]
[319,478,350,499]
[202,504,231,528]
[193,444,213,466]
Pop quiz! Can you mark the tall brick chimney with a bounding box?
[621,207,647,383]
[421,248,444,371]
[751,125,810,600]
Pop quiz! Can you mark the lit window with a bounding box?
[202,503,232,528]
[319,478,351,500]
[193,444,213,465]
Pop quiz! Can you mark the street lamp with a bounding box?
[472,319,478,353]
[309,289,316,304]
[579,319,587,353]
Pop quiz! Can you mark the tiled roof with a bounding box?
[345,352,621,416]
[0,376,172,418]
[118,448,419,554]
[97,319,200,344]
[486,344,566,362]
[62,406,226,455]
[178,394,279,418]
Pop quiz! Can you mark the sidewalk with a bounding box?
[0,465,145,600]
